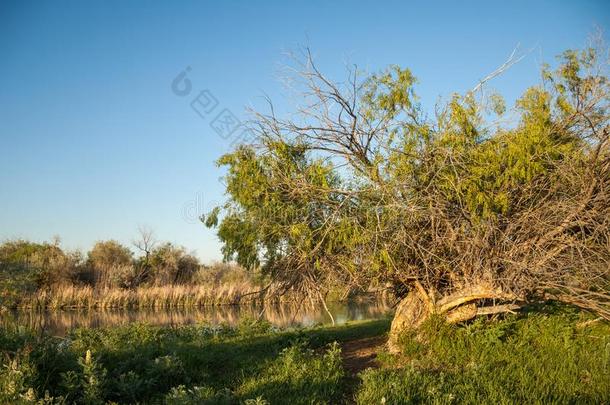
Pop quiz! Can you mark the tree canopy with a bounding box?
[205,46,610,336]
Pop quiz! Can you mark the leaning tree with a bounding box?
[204,46,610,349]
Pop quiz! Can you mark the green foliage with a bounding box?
[0,261,39,309]
[362,65,419,121]
[207,45,609,312]
[0,240,80,308]
[0,319,388,404]
[356,308,610,404]
[148,243,200,285]
[2,311,608,403]
[78,350,106,404]
[209,141,342,273]
[0,346,39,403]
[165,385,233,404]
[429,83,581,219]
[236,317,274,337]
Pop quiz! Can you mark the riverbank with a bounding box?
[1,306,608,404]
[0,318,390,404]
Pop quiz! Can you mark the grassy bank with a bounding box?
[1,307,609,404]
[358,306,610,404]
[0,318,389,404]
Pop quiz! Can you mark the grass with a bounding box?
[1,305,609,404]
[15,284,391,310]
[357,305,610,404]
[17,284,273,310]
[0,318,389,404]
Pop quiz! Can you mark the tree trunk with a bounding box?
[387,290,432,353]
[387,285,521,353]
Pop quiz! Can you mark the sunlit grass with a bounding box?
[1,307,609,404]
[19,283,270,310]
[0,318,389,404]
[357,306,610,404]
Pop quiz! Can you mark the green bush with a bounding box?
[164,385,234,404]
[0,240,81,307]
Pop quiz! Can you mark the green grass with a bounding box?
[357,305,610,404]
[1,306,609,404]
[0,318,389,404]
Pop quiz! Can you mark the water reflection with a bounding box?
[2,300,392,336]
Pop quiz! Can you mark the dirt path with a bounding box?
[340,335,386,375]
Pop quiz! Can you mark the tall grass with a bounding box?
[12,261,279,309]
[19,283,275,310]
[15,279,393,311]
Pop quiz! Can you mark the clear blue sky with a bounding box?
[1,1,608,262]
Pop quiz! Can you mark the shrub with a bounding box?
[148,243,200,285]
[165,385,234,405]
[85,241,134,288]
[0,239,81,308]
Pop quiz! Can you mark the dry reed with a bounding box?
[19,283,278,310]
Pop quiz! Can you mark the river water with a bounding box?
[1,300,392,336]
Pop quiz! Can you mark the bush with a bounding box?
[147,243,200,285]
[85,241,134,288]
[165,385,234,404]
[0,239,81,308]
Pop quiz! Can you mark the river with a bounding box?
[1,299,392,336]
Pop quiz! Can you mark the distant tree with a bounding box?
[132,226,157,263]
[149,243,200,285]
[205,45,610,348]
[0,239,80,307]
[0,239,79,288]
[87,240,134,288]
[132,226,158,286]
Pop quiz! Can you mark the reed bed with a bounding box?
[18,282,394,311]
[18,283,281,310]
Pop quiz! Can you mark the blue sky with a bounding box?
[0,1,608,262]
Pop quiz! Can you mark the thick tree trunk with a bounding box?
[388,290,431,353]
[387,285,520,353]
